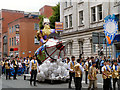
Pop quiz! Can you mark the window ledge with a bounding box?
[78,1,84,4]
[90,20,104,24]
[64,6,73,10]
[78,24,84,27]
[64,27,73,30]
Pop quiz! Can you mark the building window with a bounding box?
[9,27,11,33]
[79,11,84,25]
[34,23,39,30]
[65,1,67,8]
[34,36,39,45]
[69,14,72,28]
[14,37,16,46]
[12,26,13,33]
[70,0,72,6]
[9,38,11,46]
[14,25,16,31]
[97,5,102,21]
[0,42,1,48]
[65,16,68,28]
[93,44,96,53]
[0,23,1,29]
[79,41,83,55]
[12,38,13,46]
[91,7,96,22]
[69,42,73,55]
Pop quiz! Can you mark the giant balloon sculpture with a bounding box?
[35,18,70,82]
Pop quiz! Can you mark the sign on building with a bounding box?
[55,22,63,31]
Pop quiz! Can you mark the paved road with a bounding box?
[1,72,104,89]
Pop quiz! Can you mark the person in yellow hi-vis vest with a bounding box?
[68,56,76,89]
[112,60,119,90]
[88,59,98,90]
[25,57,30,74]
[4,59,11,80]
[30,56,39,86]
[74,58,84,90]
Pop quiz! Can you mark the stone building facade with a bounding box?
[60,0,120,59]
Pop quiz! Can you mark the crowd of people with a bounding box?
[63,55,120,90]
[0,55,120,89]
[0,56,40,86]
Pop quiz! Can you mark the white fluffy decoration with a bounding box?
[37,58,69,81]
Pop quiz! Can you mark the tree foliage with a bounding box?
[38,15,46,29]
[49,3,60,29]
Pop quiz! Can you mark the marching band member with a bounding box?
[84,58,89,84]
[112,60,119,90]
[88,61,98,90]
[66,57,70,64]
[1,59,5,74]
[12,58,18,80]
[106,60,112,90]
[25,57,30,74]
[30,56,39,86]
[102,60,111,90]
[4,59,11,80]
[68,56,76,89]
[74,58,84,90]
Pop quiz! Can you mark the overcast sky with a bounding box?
[0,0,60,12]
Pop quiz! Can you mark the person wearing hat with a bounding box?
[4,59,11,80]
[68,56,76,89]
[102,60,111,90]
[112,60,119,90]
[88,61,98,90]
[74,58,84,90]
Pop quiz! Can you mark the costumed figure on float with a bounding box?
[35,18,70,82]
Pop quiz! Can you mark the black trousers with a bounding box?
[100,66,102,74]
[30,70,37,86]
[6,69,11,80]
[75,77,82,90]
[103,78,112,90]
[14,67,18,79]
[69,72,75,88]
[113,78,119,90]
[85,71,88,84]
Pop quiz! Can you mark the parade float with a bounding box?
[35,18,70,82]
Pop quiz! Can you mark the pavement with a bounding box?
[1,72,104,89]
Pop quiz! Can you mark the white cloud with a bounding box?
[0,0,60,12]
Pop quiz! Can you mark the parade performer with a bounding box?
[12,58,18,80]
[88,61,98,90]
[4,59,11,80]
[25,57,30,74]
[30,56,39,86]
[1,59,5,74]
[66,57,70,64]
[112,60,119,90]
[74,59,84,90]
[102,60,112,90]
[84,58,89,84]
[106,60,112,90]
[68,56,76,89]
